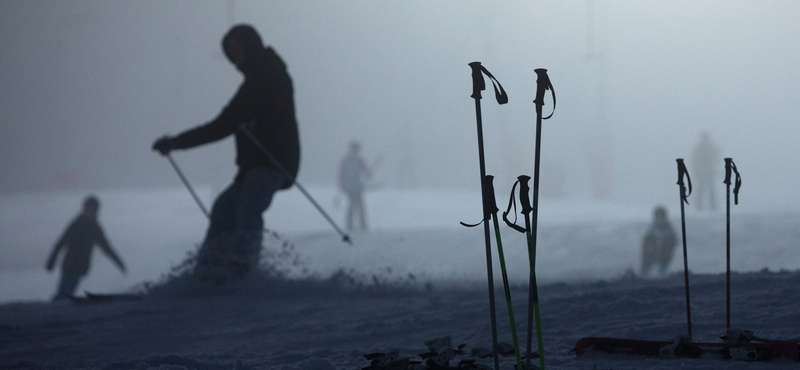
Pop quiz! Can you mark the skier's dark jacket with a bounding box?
[47,214,117,277]
[170,45,300,189]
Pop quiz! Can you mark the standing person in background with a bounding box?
[691,131,721,211]
[46,195,126,300]
[640,206,677,278]
[338,140,371,232]
[152,24,300,281]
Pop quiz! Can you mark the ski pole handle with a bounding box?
[469,62,486,100]
[533,68,556,119]
[469,62,509,104]
[517,175,533,215]
[676,158,692,204]
[723,158,742,205]
[483,175,500,219]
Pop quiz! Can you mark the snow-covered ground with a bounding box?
[2,186,800,369]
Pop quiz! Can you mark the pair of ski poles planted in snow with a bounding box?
[463,62,555,370]
[676,157,742,338]
[164,125,352,245]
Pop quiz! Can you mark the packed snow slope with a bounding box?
[2,187,800,369]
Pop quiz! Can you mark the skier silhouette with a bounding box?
[640,206,677,278]
[691,131,721,211]
[152,24,300,282]
[338,140,371,232]
[45,195,126,300]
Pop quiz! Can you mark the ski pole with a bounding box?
[484,175,524,370]
[240,126,351,244]
[676,158,693,338]
[502,175,545,370]
[166,153,210,218]
[528,68,556,370]
[723,158,741,329]
[468,61,508,370]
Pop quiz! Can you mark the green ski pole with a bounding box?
[484,175,524,370]
[503,175,545,370]
[528,68,557,370]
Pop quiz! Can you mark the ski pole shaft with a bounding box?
[240,126,351,244]
[167,153,210,218]
[723,157,741,330]
[469,61,506,370]
[677,158,692,337]
[485,176,524,370]
[528,68,554,370]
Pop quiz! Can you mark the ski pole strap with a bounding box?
[502,179,527,233]
[461,175,500,228]
[533,68,556,120]
[676,158,693,204]
[724,158,742,205]
[469,62,509,105]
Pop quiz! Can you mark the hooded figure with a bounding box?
[152,24,300,282]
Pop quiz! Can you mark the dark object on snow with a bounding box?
[466,61,508,370]
[676,158,693,338]
[68,291,144,304]
[338,140,372,232]
[45,195,126,300]
[723,157,741,329]
[640,206,678,278]
[151,24,339,279]
[573,334,800,362]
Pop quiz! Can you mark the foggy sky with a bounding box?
[2,0,799,211]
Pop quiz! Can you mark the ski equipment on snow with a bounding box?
[525,68,556,370]
[503,175,546,370]
[676,158,693,338]
[573,335,800,362]
[484,175,523,370]
[723,157,741,329]
[466,61,508,370]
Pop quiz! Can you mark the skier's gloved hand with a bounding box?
[152,136,174,155]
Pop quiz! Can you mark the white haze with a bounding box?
[1,1,800,288]
[1,1,799,208]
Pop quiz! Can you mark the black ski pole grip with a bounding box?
[724,158,742,205]
[461,174,501,228]
[469,62,485,100]
[677,158,692,204]
[517,175,532,215]
[483,175,500,218]
[470,62,508,105]
[533,68,556,119]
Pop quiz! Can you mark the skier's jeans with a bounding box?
[203,167,285,246]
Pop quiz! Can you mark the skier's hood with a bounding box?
[222,24,265,75]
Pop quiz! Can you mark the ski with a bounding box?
[69,291,144,303]
[573,336,800,362]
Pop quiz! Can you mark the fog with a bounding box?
[2,0,800,211]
